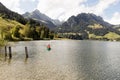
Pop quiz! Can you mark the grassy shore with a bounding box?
[0,39,7,47]
[54,38,71,40]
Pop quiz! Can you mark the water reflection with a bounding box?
[8,59,12,64]
[24,58,28,64]
[74,41,109,79]
[0,40,120,80]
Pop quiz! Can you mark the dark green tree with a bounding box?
[12,25,21,38]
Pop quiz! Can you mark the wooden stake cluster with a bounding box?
[8,46,12,59]
[5,46,7,57]
[25,46,29,58]
[4,46,29,59]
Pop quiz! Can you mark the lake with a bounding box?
[0,40,120,80]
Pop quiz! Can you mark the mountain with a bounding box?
[52,19,62,26]
[57,13,112,32]
[56,13,120,40]
[0,2,47,27]
[0,2,27,25]
[113,24,120,30]
[0,3,52,41]
[23,9,51,22]
[23,9,61,29]
[0,2,46,26]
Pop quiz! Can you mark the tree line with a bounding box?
[0,24,54,41]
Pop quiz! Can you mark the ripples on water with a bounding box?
[0,40,120,80]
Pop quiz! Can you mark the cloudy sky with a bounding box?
[0,0,120,25]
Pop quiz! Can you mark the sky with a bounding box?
[0,0,120,25]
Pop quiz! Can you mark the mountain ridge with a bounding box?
[55,13,120,40]
[57,13,115,32]
[23,9,52,22]
[23,9,62,29]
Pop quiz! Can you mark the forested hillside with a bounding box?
[0,2,54,41]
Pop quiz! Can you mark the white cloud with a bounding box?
[0,0,23,13]
[37,0,87,21]
[86,0,119,15]
[36,0,119,22]
[95,0,117,14]
[106,12,120,25]
[0,0,119,24]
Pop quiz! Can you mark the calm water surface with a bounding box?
[0,40,120,80]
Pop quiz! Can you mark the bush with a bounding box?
[0,39,6,47]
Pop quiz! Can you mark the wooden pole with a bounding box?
[5,46,7,57]
[9,46,12,59]
[25,47,28,58]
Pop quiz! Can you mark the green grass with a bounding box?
[89,32,120,41]
[89,34,103,39]
[0,39,7,47]
[88,24,103,29]
[0,17,24,28]
[0,17,25,41]
[104,32,120,40]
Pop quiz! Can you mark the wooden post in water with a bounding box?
[5,46,7,57]
[25,47,28,58]
[9,46,12,59]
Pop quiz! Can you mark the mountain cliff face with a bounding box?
[67,13,112,27]
[57,13,118,34]
[0,2,7,10]
[23,9,51,22]
[58,13,112,32]
[23,9,61,29]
